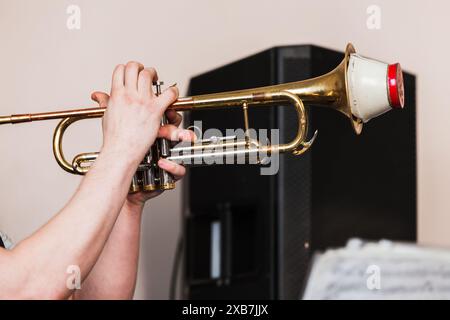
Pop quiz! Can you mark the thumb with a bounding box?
[91,91,110,108]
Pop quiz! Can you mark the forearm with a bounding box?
[1,148,137,299]
[0,61,180,300]
[73,201,144,300]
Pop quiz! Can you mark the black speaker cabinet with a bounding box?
[182,44,416,299]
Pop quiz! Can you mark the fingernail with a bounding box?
[170,83,177,88]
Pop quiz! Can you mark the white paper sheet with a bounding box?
[303,239,450,300]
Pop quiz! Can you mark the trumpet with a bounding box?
[0,43,404,192]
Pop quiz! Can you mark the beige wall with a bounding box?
[0,0,447,299]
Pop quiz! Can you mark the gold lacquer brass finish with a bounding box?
[0,43,364,192]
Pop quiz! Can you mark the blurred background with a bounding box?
[0,0,446,298]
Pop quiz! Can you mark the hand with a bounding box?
[92,90,195,208]
[100,62,179,167]
[126,109,195,207]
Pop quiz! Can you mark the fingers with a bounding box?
[124,61,144,91]
[111,62,177,116]
[91,91,110,108]
[158,124,196,142]
[158,159,186,180]
[155,86,179,113]
[112,64,125,91]
[165,109,182,127]
[138,67,158,98]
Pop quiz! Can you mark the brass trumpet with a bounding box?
[0,43,404,192]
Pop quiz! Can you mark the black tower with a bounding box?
[182,45,416,299]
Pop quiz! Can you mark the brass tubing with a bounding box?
[53,117,88,175]
[0,43,366,192]
[0,44,357,128]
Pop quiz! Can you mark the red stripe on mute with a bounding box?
[387,63,405,109]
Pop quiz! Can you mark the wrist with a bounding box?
[99,143,142,171]
[90,146,140,189]
[123,199,145,216]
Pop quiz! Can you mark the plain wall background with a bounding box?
[0,0,447,299]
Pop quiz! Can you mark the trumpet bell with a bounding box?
[249,43,404,135]
[347,49,404,123]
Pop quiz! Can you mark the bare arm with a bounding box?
[71,99,192,299]
[0,62,179,299]
[72,162,189,300]
[1,147,136,299]
[71,201,144,300]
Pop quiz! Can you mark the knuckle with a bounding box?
[113,64,125,75]
[126,61,140,69]
[139,69,151,79]
[120,92,135,105]
[171,87,180,99]
[163,87,179,101]
[147,67,157,74]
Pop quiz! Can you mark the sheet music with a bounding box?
[303,239,450,299]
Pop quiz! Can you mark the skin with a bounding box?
[0,62,194,299]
